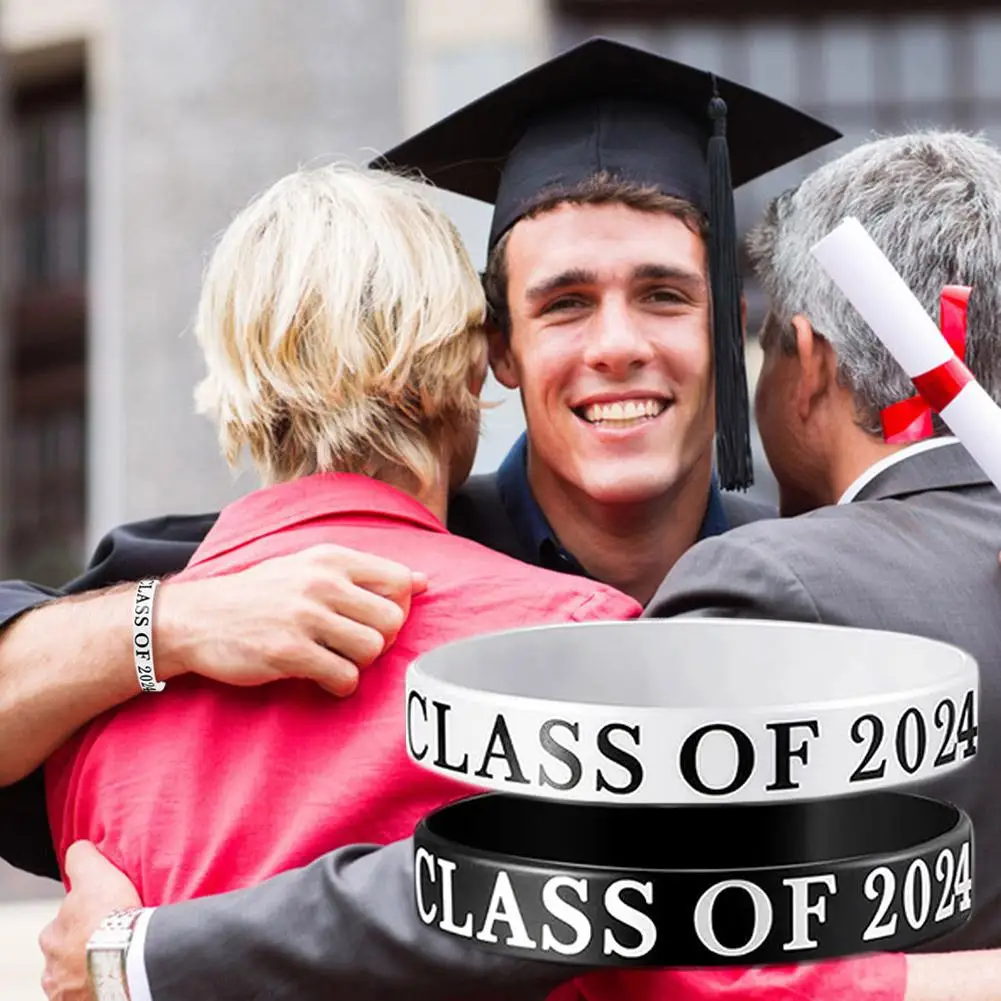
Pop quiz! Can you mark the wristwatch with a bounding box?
[86,908,144,1001]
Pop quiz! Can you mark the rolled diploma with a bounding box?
[811,216,1001,493]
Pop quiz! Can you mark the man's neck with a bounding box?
[827,426,930,505]
[378,467,450,525]
[528,453,714,606]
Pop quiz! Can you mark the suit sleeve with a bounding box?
[642,532,823,623]
[143,839,581,1001]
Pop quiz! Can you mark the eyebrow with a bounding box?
[525,268,598,303]
[524,264,706,303]
[633,264,705,289]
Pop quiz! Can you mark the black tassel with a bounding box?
[706,80,753,491]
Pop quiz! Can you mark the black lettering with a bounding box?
[680,723,755,796]
[473,714,530,785]
[432,701,469,774]
[895,707,927,775]
[765,719,820,791]
[407,691,429,761]
[596,723,643,795]
[849,713,886,782]
[538,719,583,791]
[134,613,150,628]
[956,690,978,759]
[134,632,150,649]
[933,698,957,766]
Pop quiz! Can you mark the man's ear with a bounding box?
[487,324,520,390]
[791,313,835,422]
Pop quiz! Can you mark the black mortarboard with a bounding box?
[372,38,841,490]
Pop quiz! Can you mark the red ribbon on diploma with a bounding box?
[880,285,973,444]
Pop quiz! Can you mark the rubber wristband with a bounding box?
[406,619,979,804]
[132,579,165,693]
[414,791,973,967]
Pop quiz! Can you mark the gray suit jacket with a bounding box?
[648,440,1001,952]
[143,444,999,998]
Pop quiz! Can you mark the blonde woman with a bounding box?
[44,163,640,905]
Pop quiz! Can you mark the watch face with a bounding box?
[88,949,128,1001]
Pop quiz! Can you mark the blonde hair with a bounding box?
[193,163,487,490]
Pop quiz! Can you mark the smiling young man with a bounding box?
[413,40,840,606]
[480,188,724,603]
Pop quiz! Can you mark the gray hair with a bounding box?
[747,130,1001,434]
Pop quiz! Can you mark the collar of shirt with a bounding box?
[189,472,448,568]
[837,436,959,505]
[495,432,730,576]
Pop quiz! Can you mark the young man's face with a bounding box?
[491,202,715,507]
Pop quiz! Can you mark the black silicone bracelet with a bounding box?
[413,791,973,967]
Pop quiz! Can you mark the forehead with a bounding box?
[505,202,705,287]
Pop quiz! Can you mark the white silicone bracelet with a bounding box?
[132,578,165,693]
[405,619,979,805]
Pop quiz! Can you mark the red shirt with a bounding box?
[45,472,905,1001]
[554,956,906,1001]
[45,473,641,903]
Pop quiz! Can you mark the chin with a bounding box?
[575,472,677,507]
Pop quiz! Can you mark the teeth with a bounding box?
[582,399,666,423]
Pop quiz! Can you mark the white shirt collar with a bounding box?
[837,436,959,505]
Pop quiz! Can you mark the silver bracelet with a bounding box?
[132,578,165,693]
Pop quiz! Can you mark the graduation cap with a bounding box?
[372,38,841,490]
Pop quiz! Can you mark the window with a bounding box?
[7,75,88,585]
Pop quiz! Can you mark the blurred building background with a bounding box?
[2,0,1001,995]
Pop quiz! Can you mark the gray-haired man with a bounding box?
[647,128,1001,999]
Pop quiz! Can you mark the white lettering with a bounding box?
[475,871,538,949]
[862,867,898,941]
[694,879,773,957]
[540,876,591,956]
[414,848,437,923]
[436,857,473,937]
[602,880,656,959]
[903,859,932,930]
[783,874,837,951]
